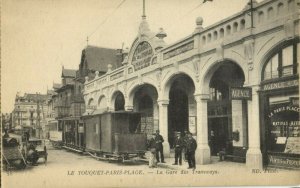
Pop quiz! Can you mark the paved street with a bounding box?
[2,141,299,187]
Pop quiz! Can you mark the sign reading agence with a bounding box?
[230,87,252,100]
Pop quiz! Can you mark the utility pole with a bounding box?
[250,0,254,29]
[36,92,41,138]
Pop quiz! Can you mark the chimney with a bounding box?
[116,49,123,68]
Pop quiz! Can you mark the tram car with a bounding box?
[61,119,85,153]
[82,111,147,162]
[48,121,63,148]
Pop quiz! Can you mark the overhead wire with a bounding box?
[57,0,127,69]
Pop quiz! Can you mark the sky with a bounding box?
[1,0,261,113]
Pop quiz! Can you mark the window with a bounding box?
[209,87,223,101]
[263,42,299,80]
[264,54,279,80]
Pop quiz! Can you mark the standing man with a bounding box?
[155,130,165,163]
[186,132,197,169]
[172,132,183,165]
[183,130,189,161]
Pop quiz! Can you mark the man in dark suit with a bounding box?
[186,132,197,169]
[155,130,165,163]
[172,132,184,165]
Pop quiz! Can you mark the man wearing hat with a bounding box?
[172,132,184,165]
[183,130,189,161]
[186,132,197,169]
[155,130,165,163]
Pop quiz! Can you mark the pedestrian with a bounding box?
[172,132,183,165]
[155,130,165,163]
[3,129,9,138]
[186,132,197,169]
[147,133,157,168]
[183,130,189,161]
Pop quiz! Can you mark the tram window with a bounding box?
[96,123,99,134]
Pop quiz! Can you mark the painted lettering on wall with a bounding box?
[268,155,300,168]
[132,41,154,71]
[268,106,300,118]
[263,79,299,91]
[163,41,194,60]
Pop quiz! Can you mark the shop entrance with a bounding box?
[168,88,188,147]
[208,117,230,156]
[167,74,195,148]
[207,61,246,157]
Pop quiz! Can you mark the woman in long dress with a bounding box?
[148,134,157,168]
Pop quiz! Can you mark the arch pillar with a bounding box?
[246,85,263,169]
[124,99,133,111]
[194,93,211,165]
[124,94,134,111]
[157,99,170,158]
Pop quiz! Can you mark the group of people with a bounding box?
[147,130,197,169]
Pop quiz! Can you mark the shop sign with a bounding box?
[262,79,299,91]
[268,154,300,169]
[132,41,153,71]
[230,87,252,100]
[163,41,194,60]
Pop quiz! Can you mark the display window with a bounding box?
[268,95,299,154]
[260,39,299,169]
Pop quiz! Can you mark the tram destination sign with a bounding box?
[230,87,252,100]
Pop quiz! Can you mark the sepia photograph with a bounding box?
[1,0,300,187]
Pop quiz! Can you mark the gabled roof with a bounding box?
[17,93,48,103]
[62,69,76,78]
[81,45,121,72]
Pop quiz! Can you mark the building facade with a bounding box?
[2,113,12,131]
[12,93,48,138]
[83,0,299,169]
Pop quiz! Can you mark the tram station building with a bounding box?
[83,0,299,169]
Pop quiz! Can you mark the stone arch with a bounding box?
[199,57,247,94]
[127,82,159,108]
[267,7,274,20]
[219,28,225,38]
[258,11,264,24]
[161,69,197,100]
[162,72,196,146]
[88,98,95,106]
[110,90,125,111]
[233,22,238,33]
[240,19,245,30]
[97,95,107,110]
[277,2,284,16]
[258,38,299,83]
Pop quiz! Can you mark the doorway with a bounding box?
[168,88,188,148]
[208,117,230,156]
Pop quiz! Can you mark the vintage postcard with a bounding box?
[1,0,300,187]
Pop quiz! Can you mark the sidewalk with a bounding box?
[156,156,249,173]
